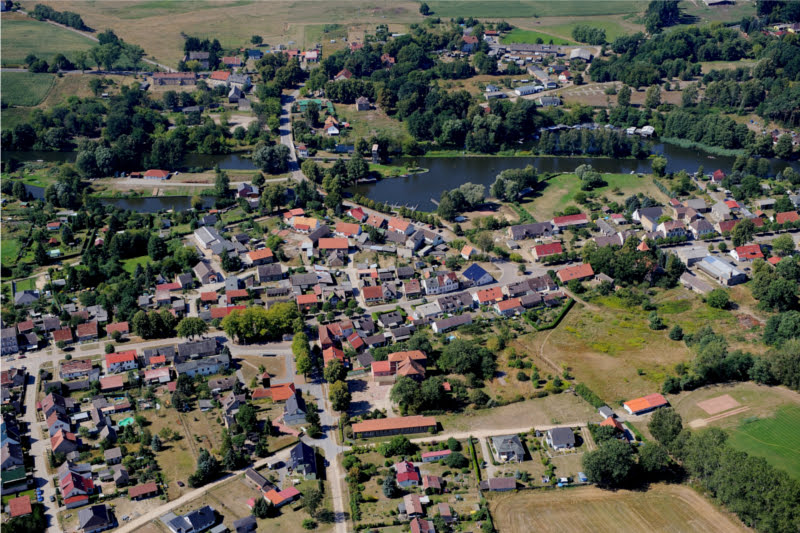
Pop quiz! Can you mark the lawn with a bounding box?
[501,28,575,46]
[333,103,410,146]
[426,1,648,18]
[0,13,93,67]
[0,72,56,107]
[489,483,749,533]
[122,255,152,274]
[1,238,21,267]
[727,405,800,480]
[535,19,635,42]
[523,172,666,222]
[14,278,36,291]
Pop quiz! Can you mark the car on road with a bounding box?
[177,481,185,487]
[122,516,129,521]
[50,495,55,502]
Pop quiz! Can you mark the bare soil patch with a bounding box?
[697,394,740,415]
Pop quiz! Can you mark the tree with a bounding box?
[639,441,670,474]
[617,85,631,107]
[147,235,167,261]
[329,380,351,412]
[61,224,74,244]
[775,134,794,160]
[214,168,230,198]
[644,85,661,109]
[252,497,274,518]
[731,219,755,247]
[188,448,221,487]
[447,437,462,451]
[151,434,163,452]
[772,234,795,256]
[651,156,667,177]
[303,488,323,517]
[648,311,664,330]
[236,403,258,433]
[582,439,635,487]
[253,143,290,174]
[443,451,469,468]
[305,401,322,437]
[706,289,730,309]
[419,2,431,15]
[176,317,208,339]
[323,359,347,383]
[251,35,263,45]
[34,241,48,266]
[669,324,684,341]
[474,231,494,253]
[382,475,399,498]
[648,408,683,448]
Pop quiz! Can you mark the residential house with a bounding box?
[105,350,138,374]
[289,442,317,479]
[165,505,216,533]
[421,449,452,463]
[410,518,435,533]
[388,217,414,236]
[104,447,122,465]
[431,313,473,334]
[633,207,664,231]
[51,429,79,455]
[532,242,563,261]
[689,219,715,239]
[479,477,517,491]
[76,321,98,342]
[78,505,114,533]
[60,359,92,380]
[546,427,575,450]
[461,263,494,286]
[283,393,307,425]
[657,220,687,239]
[462,34,479,52]
[193,261,219,284]
[495,298,524,316]
[556,263,594,283]
[395,461,420,488]
[492,435,525,462]
[129,482,159,500]
[422,272,459,295]
[731,244,764,262]
[475,286,504,306]
[263,487,301,508]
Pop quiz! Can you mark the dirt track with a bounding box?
[490,484,750,533]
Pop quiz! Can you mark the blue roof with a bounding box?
[462,263,491,282]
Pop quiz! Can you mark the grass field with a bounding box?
[1,13,93,67]
[727,405,800,480]
[427,0,648,18]
[490,483,749,533]
[523,172,666,221]
[1,238,21,267]
[535,19,633,42]
[0,72,56,107]
[501,28,575,45]
[679,0,756,24]
[122,255,152,274]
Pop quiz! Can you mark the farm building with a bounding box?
[623,393,669,415]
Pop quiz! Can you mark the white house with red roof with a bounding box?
[105,350,138,374]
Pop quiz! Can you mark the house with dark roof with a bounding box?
[283,393,307,425]
[492,435,525,462]
[78,504,114,533]
[461,263,494,286]
[165,505,216,533]
[546,427,576,450]
[479,477,517,491]
[289,442,317,479]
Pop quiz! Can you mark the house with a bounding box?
[208,376,237,393]
[396,461,420,487]
[105,322,129,338]
[296,293,319,312]
[479,477,517,491]
[422,272,459,295]
[184,51,210,68]
[634,207,664,231]
[78,505,114,533]
[104,447,122,464]
[410,518,436,533]
[129,482,159,500]
[731,244,764,262]
[14,290,39,306]
[152,72,196,86]
[776,211,800,225]
[431,313,473,334]
[461,263,494,286]
[60,359,92,380]
[177,338,217,359]
[462,34,479,52]
[244,468,271,491]
[8,495,32,518]
[537,96,561,107]
[438,502,455,524]
[264,487,301,508]
[334,68,353,81]
[657,220,687,239]
[144,169,170,181]
[711,169,726,183]
[76,321,98,342]
[165,505,216,533]
[269,382,296,402]
[423,474,443,493]
[289,441,317,479]
[105,350,137,373]
[355,96,370,111]
[623,393,668,415]
[1,442,24,469]
[421,449,452,463]
[557,263,594,283]
[532,242,563,261]
[569,47,593,61]
[283,392,307,425]
[388,217,414,235]
[551,213,588,230]
[1,327,18,355]
[546,427,575,450]
[492,435,525,462]
[475,286,504,305]
[51,429,79,454]
[100,375,124,392]
[233,516,257,533]
[558,71,572,82]
[193,261,219,285]
[495,298,524,316]
[351,415,437,438]
[689,219,715,239]
[318,237,349,252]
[697,256,747,286]
[335,222,362,238]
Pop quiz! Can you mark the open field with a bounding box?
[24,1,422,66]
[727,405,800,480]
[513,287,754,405]
[489,483,749,533]
[426,1,648,18]
[501,28,575,45]
[332,103,410,145]
[534,18,639,42]
[1,12,93,67]
[438,392,598,432]
[680,0,756,24]
[0,72,56,107]
[524,172,667,221]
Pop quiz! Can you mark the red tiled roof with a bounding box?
[557,263,594,282]
[63,495,89,506]
[552,213,588,225]
[352,415,437,434]
[144,368,170,381]
[734,244,763,260]
[297,294,318,305]
[226,289,249,303]
[8,496,32,517]
[75,322,98,338]
[362,285,383,300]
[106,350,136,365]
[768,256,782,265]
[270,383,296,402]
[106,322,129,334]
[128,482,158,499]
[252,388,271,399]
[421,449,452,459]
[323,346,345,365]
[533,242,562,257]
[210,305,246,319]
[200,292,218,302]
[247,248,274,261]
[156,282,181,291]
[210,71,230,81]
[264,486,300,505]
[624,393,668,414]
[100,375,124,390]
[497,298,523,311]
[600,416,625,431]
[318,237,349,250]
[776,211,799,224]
[476,286,503,304]
[335,222,361,236]
[144,169,169,179]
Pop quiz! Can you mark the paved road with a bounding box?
[279,88,305,182]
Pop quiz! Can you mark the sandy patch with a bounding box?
[697,394,740,415]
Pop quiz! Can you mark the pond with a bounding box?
[351,143,800,210]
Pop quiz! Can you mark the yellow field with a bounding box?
[490,484,749,533]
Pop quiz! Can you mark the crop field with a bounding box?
[489,483,749,533]
[426,1,648,18]
[0,72,56,107]
[1,13,93,67]
[727,405,800,480]
[34,1,421,66]
[501,28,575,45]
[524,172,667,221]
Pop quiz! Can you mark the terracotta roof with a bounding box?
[776,211,799,224]
[128,482,158,498]
[352,415,437,434]
[156,282,181,291]
[421,449,451,459]
[144,368,170,381]
[476,286,504,304]
[252,388,271,399]
[210,71,230,81]
[53,327,75,342]
[144,169,169,179]
[210,305,246,319]
[100,375,124,390]
[105,350,136,365]
[624,393,668,414]
[388,350,427,363]
[76,321,98,337]
[226,289,249,303]
[371,360,392,373]
[270,383,296,402]
[106,322,129,334]
[557,263,594,282]
[247,248,274,261]
[388,217,411,232]
[200,292,218,302]
[600,417,625,431]
[264,486,300,505]
[362,285,383,300]
[552,213,588,225]
[637,241,650,252]
[323,346,345,365]
[497,298,523,311]
[297,294,318,305]
[768,256,782,265]
[8,496,32,517]
[533,242,562,257]
[318,237,349,250]
[734,244,763,260]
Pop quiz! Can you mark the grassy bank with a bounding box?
[660,137,746,158]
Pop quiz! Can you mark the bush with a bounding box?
[105,343,115,354]
[706,289,730,309]
[302,519,317,530]
[516,371,529,382]
[668,325,683,341]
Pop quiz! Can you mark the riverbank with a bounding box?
[659,137,747,158]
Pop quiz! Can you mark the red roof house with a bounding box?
[532,242,563,260]
[8,496,32,517]
[776,211,800,225]
[557,263,594,283]
[732,244,763,262]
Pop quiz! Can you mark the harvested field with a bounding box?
[697,394,740,415]
[490,484,750,533]
[426,1,648,18]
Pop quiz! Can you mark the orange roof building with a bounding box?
[270,383,296,402]
[623,393,668,415]
[318,237,349,250]
[557,263,594,283]
[475,286,504,305]
[352,415,437,438]
[600,416,625,432]
[8,496,32,517]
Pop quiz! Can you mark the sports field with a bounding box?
[727,405,800,480]
[0,72,56,107]
[490,484,749,533]
[1,13,93,67]
[501,28,575,45]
